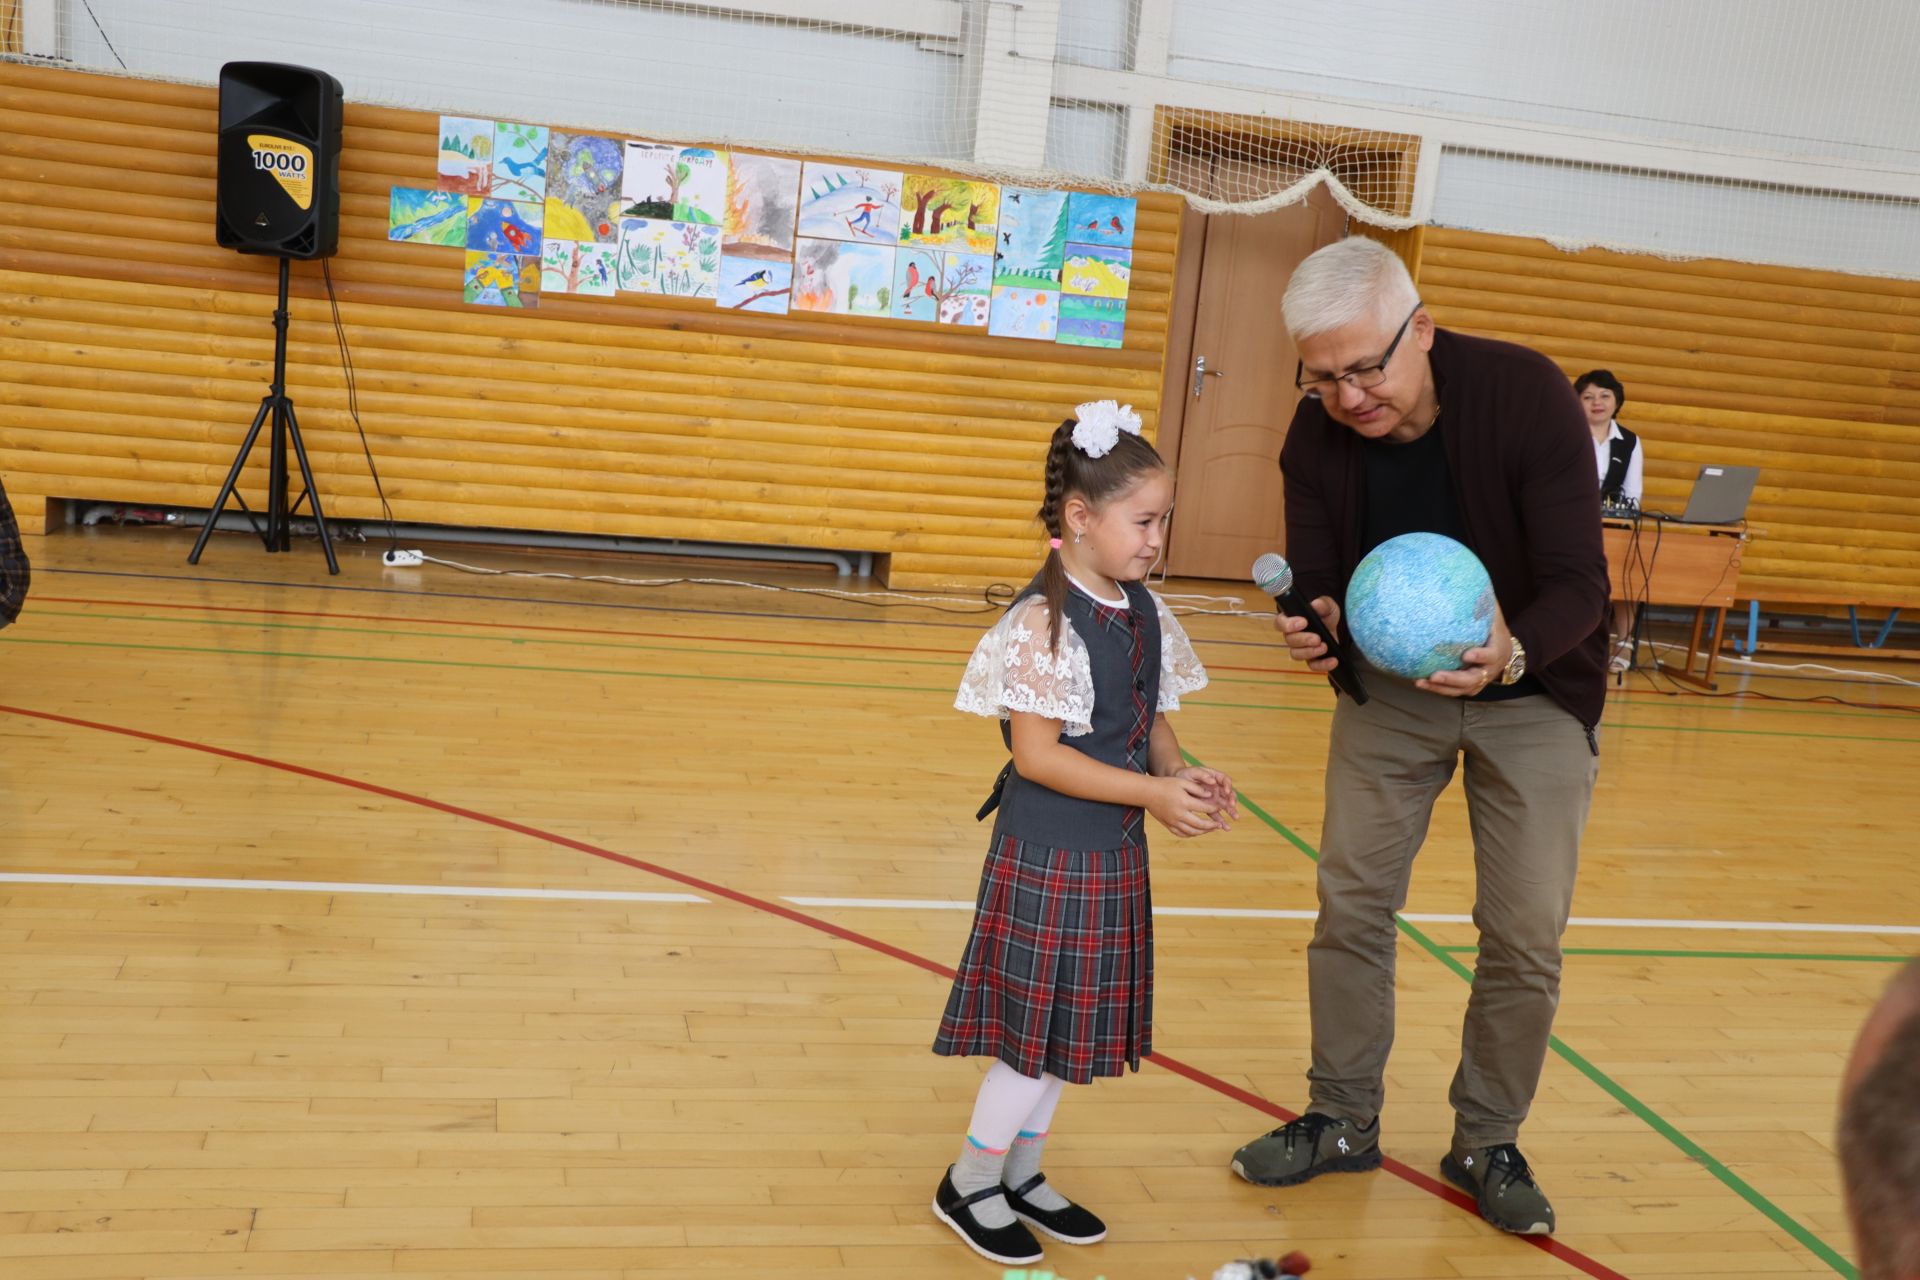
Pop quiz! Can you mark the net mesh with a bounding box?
[14,0,1920,277]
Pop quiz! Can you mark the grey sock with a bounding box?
[1003,1130,1071,1211]
[951,1139,1015,1228]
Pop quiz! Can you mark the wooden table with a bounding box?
[1605,517,1746,689]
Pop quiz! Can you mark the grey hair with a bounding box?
[1281,235,1421,340]
[1838,961,1920,1280]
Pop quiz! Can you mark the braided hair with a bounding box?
[1036,417,1169,651]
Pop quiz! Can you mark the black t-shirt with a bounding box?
[1359,421,1539,701]
[1360,421,1465,553]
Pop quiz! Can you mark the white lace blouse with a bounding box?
[953,589,1209,737]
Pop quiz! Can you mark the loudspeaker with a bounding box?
[215,61,343,259]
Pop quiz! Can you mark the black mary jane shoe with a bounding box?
[932,1166,1045,1264]
[1003,1171,1108,1244]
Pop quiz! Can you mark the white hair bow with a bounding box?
[1071,400,1142,458]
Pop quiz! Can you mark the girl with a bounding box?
[932,400,1238,1264]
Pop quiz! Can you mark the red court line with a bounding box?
[0,699,1634,1280]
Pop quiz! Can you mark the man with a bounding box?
[1838,959,1920,1279]
[0,477,29,630]
[1229,237,1608,1237]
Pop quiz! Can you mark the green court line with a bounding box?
[28,609,969,672]
[1185,700,1918,746]
[7,610,1374,702]
[30,606,1920,724]
[1601,719,1918,745]
[1442,945,1910,964]
[1195,753,1858,1279]
[0,636,952,696]
[10,628,1920,751]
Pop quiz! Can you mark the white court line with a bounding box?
[0,873,706,904]
[785,896,975,911]
[783,896,1920,936]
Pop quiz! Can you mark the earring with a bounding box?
[1073,531,1083,544]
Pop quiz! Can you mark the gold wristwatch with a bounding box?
[1499,634,1527,685]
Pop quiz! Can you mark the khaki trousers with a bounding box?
[1306,662,1598,1150]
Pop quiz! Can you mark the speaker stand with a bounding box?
[189,256,340,574]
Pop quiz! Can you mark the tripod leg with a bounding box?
[187,393,275,564]
[281,399,340,576]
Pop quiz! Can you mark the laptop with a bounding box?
[1677,464,1760,524]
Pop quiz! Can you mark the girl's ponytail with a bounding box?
[1037,419,1075,652]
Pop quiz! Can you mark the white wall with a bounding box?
[49,0,972,160]
[1434,148,1920,280]
[1164,0,1920,167]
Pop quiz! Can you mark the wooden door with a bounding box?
[1167,185,1344,580]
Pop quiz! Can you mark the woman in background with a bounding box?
[1576,369,1641,674]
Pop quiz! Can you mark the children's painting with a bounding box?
[796,163,901,245]
[541,239,618,297]
[616,218,721,297]
[937,252,993,327]
[1056,294,1126,349]
[890,248,939,322]
[791,238,895,317]
[1062,242,1132,299]
[1065,191,1137,248]
[988,285,1058,341]
[466,198,543,257]
[668,147,727,225]
[388,187,466,247]
[436,116,493,195]
[891,249,991,325]
[544,133,624,244]
[491,122,548,204]
[719,255,792,314]
[899,174,999,255]
[621,143,726,225]
[621,142,678,218]
[995,185,1069,288]
[723,152,801,260]
[464,251,538,307]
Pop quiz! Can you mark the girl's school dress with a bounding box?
[934,573,1208,1083]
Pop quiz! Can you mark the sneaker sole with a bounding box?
[1230,1146,1382,1187]
[1010,1209,1108,1245]
[1438,1155,1554,1236]
[930,1198,1045,1265]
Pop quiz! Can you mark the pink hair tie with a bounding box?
[1048,537,1062,549]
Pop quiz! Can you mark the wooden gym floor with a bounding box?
[1,524,1914,1280]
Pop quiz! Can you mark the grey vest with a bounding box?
[976,575,1164,852]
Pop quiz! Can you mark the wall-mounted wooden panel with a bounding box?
[0,63,1182,588]
[1420,228,1920,608]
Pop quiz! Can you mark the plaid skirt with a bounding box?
[932,833,1153,1084]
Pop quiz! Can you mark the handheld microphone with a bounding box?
[1252,553,1369,705]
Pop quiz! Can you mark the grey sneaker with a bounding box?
[1440,1143,1555,1235]
[1230,1112,1381,1187]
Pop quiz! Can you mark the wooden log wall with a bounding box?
[0,62,1182,588]
[1419,228,1920,609]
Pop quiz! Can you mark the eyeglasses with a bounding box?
[1294,303,1423,399]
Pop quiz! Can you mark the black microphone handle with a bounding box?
[1275,586,1370,705]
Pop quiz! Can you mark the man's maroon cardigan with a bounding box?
[1279,326,1610,729]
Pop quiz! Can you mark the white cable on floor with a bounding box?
[1645,638,1920,688]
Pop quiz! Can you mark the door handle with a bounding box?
[1193,354,1226,399]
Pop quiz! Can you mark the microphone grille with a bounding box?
[1251,552,1293,594]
